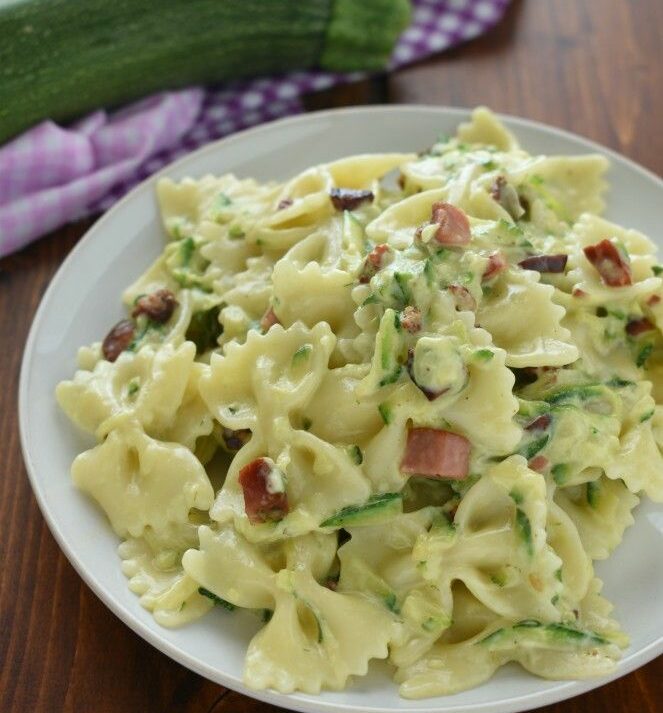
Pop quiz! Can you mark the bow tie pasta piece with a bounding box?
[477,269,578,367]
[603,383,663,501]
[457,107,520,152]
[271,259,357,348]
[432,341,521,454]
[253,154,412,252]
[516,389,622,484]
[211,424,372,543]
[56,342,202,440]
[554,477,639,560]
[544,501,593,612]
[337,508,453,669]
[157,174,278,240]
[395,582,622,699]
[183,525,281,610]
[71,419,214,538]
[183,525,394,694]
[366,189,446,248]
[508,155,608,222]
[397,622,621,699]
[197,220,262,283]
[414,456,563,622]
[300,363,383,446]
[200,321,336,431]
[394,586,509,698]
[217,255,276,345]
[564,214,662,304]
[254,168,333,251]
[325,153,414,190]
[119,520,213,627]
[159,361,215,452]
[561,307,644,384]
[399,154,478,196]
[245,568,393,694]
[400,111,521,201]
[577,577,629,647]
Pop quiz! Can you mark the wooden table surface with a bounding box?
[2,1,661,711]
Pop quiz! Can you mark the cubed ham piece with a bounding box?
[625,317,655,336]
[583,239,632,287]
[132,288,178,322]
[260,306,280,332]
[400,306,422,333]
[483,251,508,281]
[359,243,391,283]
[430,202,471,245]
[238,458,289,524]
[518,254,568,273]
[400,427,470,479]
[330,188,374,211]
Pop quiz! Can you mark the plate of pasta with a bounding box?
[20,105,663,713]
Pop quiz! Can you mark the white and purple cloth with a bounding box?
[0,0,509,257]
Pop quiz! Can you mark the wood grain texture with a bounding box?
[1,1,661,711]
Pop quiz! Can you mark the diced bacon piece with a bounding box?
[400,427,471,479]
[448,284,477,312]
[483,251,508,281]
[260,307,280,332]
[572,287,587,298]
[647,294,661,306]
[400,306,422,333]
[518,254,568,273]
[525,414,552,431]
[625,317,655,336]
[330,188,374,211]
[583,239,632,287]
[359,243,391,283]
[102,319,135,362]
[430,202,471,245]
[528,455,549,473]
[132,288,178,322]
[238,458,289,524]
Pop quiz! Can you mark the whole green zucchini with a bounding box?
[0,0,410,143]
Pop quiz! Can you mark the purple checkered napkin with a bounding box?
[0,0,509,257]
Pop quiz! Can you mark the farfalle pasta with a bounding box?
[57,108,663,698]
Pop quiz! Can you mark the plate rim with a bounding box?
[18,104,663,713]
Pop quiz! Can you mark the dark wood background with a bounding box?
[1,1,661,711]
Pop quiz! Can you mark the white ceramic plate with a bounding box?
[19,106,663,713]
